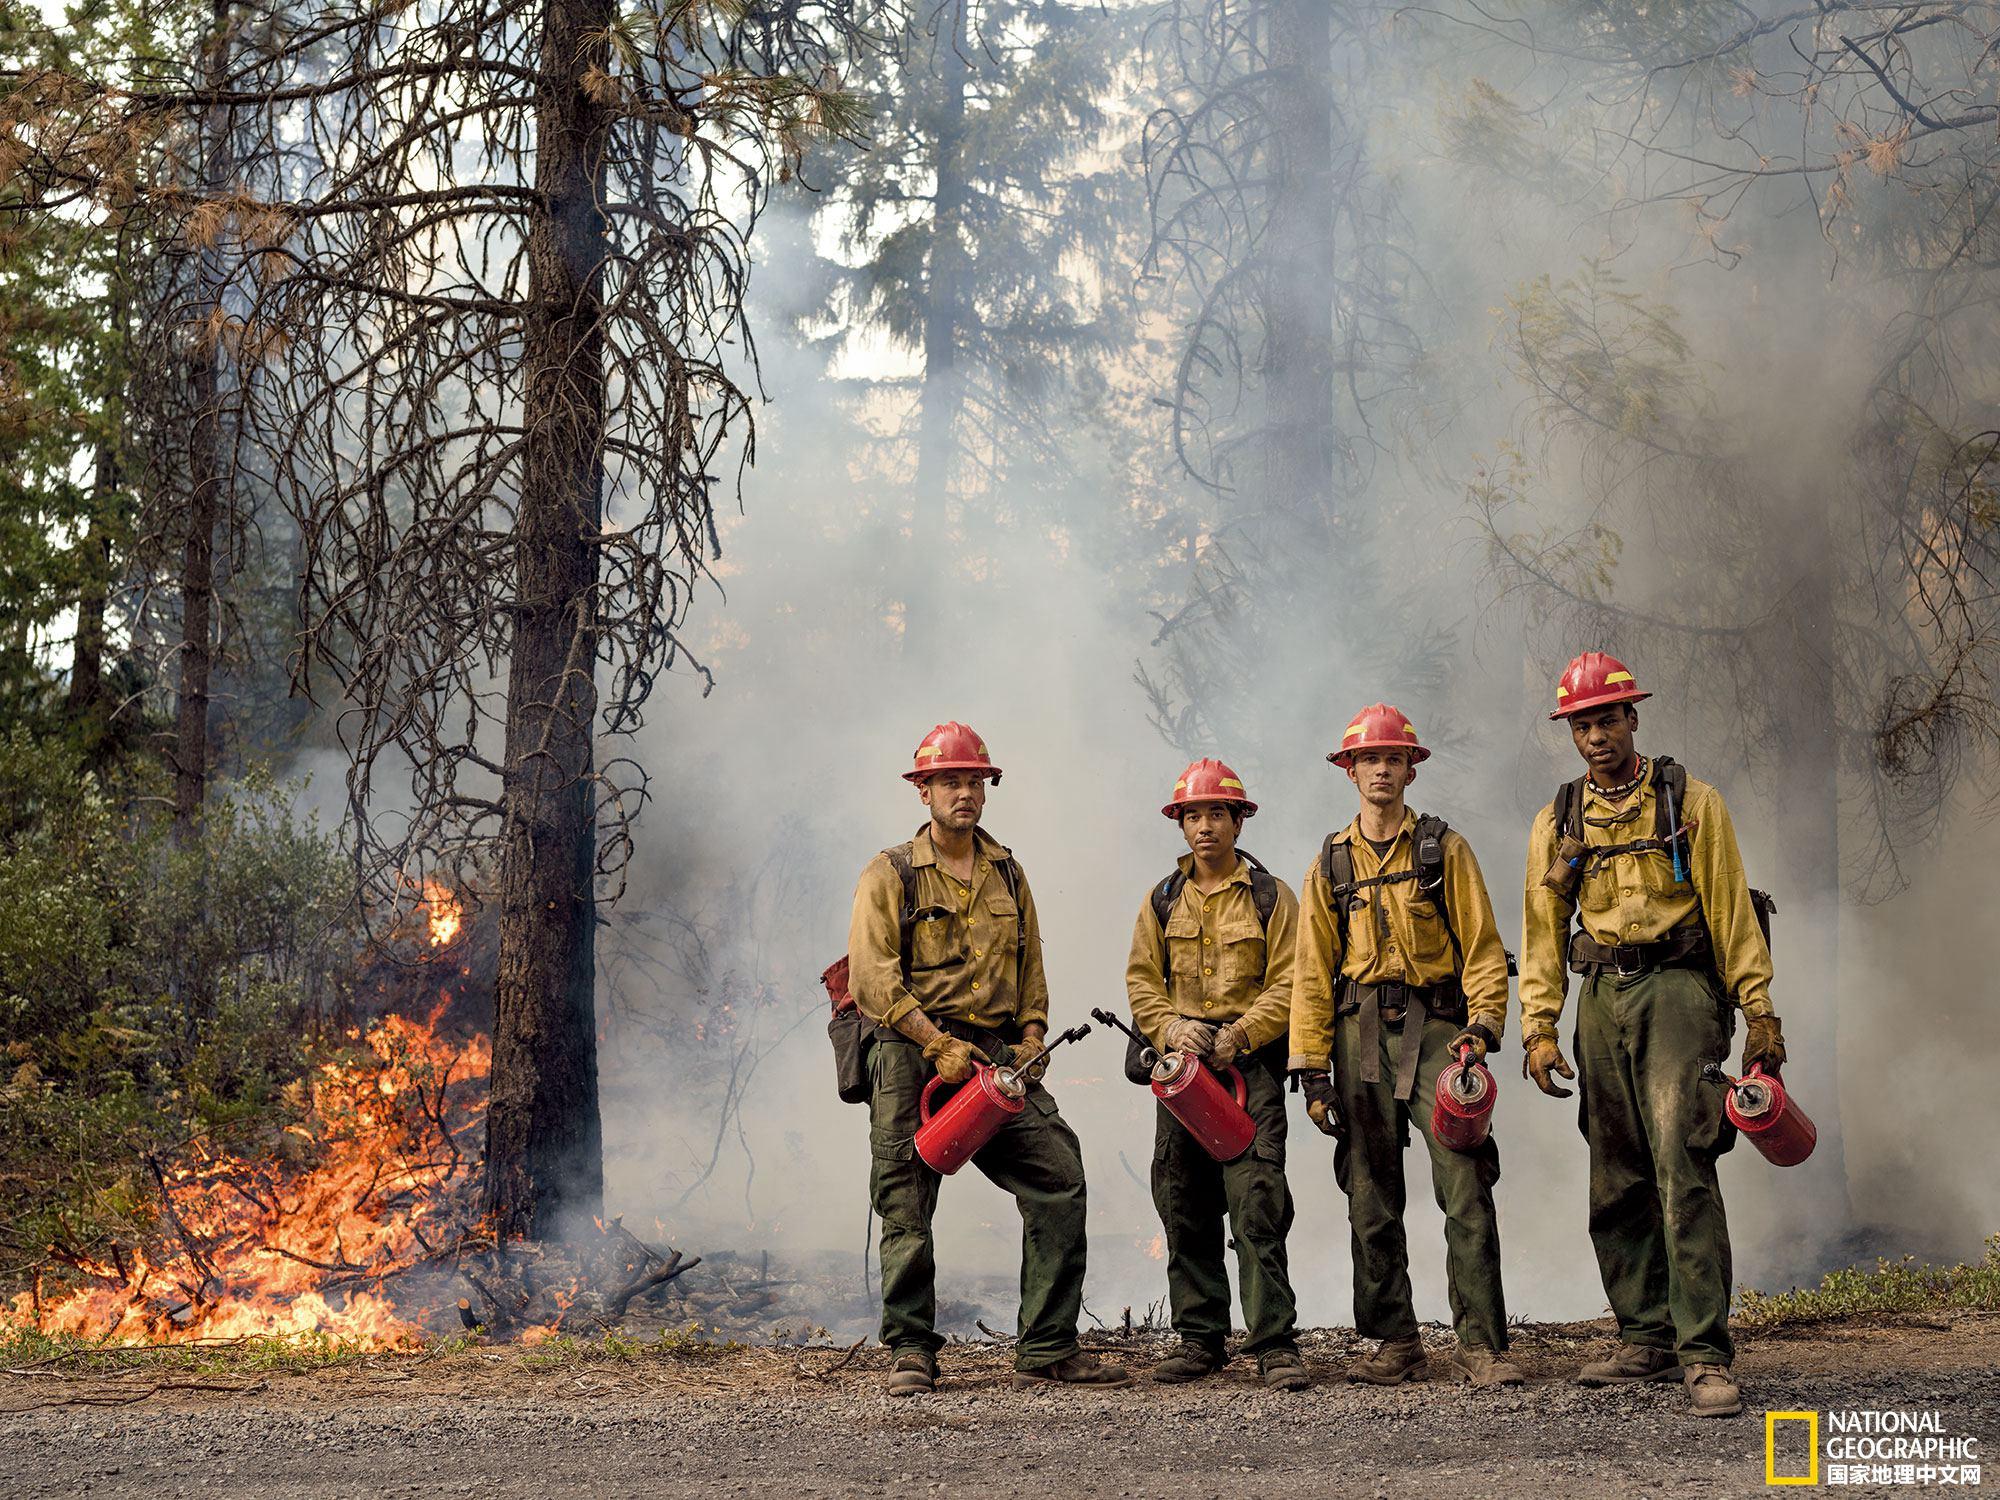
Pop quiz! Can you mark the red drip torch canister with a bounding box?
[1723,1063,1818,1167]
[915,1063,1027,1175]
[1151,1053,1256,1163]
[1431,1046,1497,1153]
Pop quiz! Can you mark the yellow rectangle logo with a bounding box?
[1766,1411,1819,1486]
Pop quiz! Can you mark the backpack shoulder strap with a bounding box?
[1554,777,1586,843]
[1413,813,1465,974]
[1320,832,1354,952]
[1234,849,1279,927]
[1150,867,1186,989]
[882,841,919,982]
[1652,756,1686,842]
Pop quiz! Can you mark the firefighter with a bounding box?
[1125,759,1308,1391]
[1288,705,1524,1388]
[1521,652,1787,1419]
[846,723,1128,1396]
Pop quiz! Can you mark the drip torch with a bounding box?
[1430,1042,1497,1153]
[914,1024,1091,1175]
[1702,1061,1818,1167]
[1090,1008,1258,1164]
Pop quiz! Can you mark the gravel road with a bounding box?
[5,1315,1994,1499]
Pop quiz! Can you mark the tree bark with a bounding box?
[1259,0,1335,525]
[172,0,235,845]
[479,0,611,1241]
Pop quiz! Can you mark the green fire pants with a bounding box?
[1333,1008,1508,1350]
[866,1033,1088,1370]
[1574,964,1738,1364]
[1150,1043,1299,1354]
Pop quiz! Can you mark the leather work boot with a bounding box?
[1347,1333,1427,1386]
[1012,1350,1133,1389]
[1684,1362,1744,1418]
[1149,1340,1226,1384]
[1258,1346,1310,1392]
[886,1348,937,1397]
[1575,1343,1680,1386]
[1445,1345,1526,1387]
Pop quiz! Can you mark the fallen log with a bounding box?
[606,1251,701,1321]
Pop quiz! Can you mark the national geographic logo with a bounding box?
[1766,1409,1983,1487]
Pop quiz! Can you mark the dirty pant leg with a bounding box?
[1578,969,1736,1363]
[1333,1012,1418,1341]
[1152,1101,1231,1350]
[1405,1018,1508,1351]
[1220,1053,1299,1354]
[974,1086,1089,1370]
[866,1038,943,1355]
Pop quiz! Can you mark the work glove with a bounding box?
[1163,1018,1218,1057]
[922,1033,990,1085]
[1208,1021,1250,1069]
[1009,1031,1047,1079]
[1741,1014,1786,1077]
[1296,1071,1344,1139]
[1523,1035,1575,1099]
[1448,1025,1497,1065]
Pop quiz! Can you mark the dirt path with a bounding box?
[4,1314,1994,1498]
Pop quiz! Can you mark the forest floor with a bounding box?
[2,1312,1994,1499]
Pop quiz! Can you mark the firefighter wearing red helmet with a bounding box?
[1125,759,1307,1391]
[846,723,1127,1395]
[1287,705,1525,1388]
[1523,653,1787,1419]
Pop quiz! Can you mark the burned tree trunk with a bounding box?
[478,0,612,1241]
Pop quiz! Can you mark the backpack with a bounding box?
[824,829,1026,1103]
[1125,852,1280,1084]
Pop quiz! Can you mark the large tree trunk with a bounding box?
[172,0,235,845]
[479,0,611,1241]
[1259,0,1335,524]
[67,440,115,734]
[906,4,971,651]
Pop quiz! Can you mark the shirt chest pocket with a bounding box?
[1401,887,1454,967]
[977,891,1020,965]
[1216,916,1265,985]
[908,905,965,974]
[1163,912,1205,986]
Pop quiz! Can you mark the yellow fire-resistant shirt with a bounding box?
[1519,761,1774,1043]
[1125,853,1299,1054]
[1287,810,1511,1073]
[847,824,1050,1033]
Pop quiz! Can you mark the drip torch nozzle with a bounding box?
[1090,1007,1160,1068]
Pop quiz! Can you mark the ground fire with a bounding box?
[6,887,490,1347]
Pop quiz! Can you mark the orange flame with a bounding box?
[424,882,463,948]
[6,1007,490,1348]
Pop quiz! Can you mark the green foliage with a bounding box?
[1737,1237,2000,1328]
[0,734,356,1273]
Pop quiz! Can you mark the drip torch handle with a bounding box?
[1090,1006,1160,1070]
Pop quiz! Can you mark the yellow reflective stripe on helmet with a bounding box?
[1220,777,1244,790]
[1604,671,1634,685]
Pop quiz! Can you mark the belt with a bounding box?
[1347,981,1460,1103]
[1569,925,1712,978]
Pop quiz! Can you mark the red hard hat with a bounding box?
[902,721,1003,784]
[1328,703,1430,767]
[1161,758,1258,819]
[1550,651,1651,720]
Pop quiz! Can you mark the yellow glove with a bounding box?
[1208,1022,1250,1068]
[1742,1014,1786,1076]
[1164,1018,1217,1056]
[1009,1032,1047,1079]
